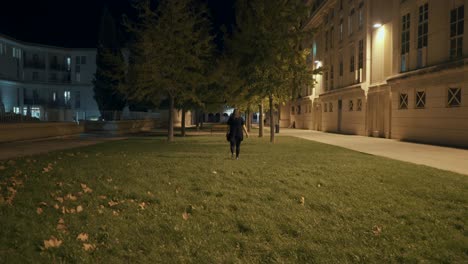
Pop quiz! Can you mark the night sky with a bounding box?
[0,0,235,48]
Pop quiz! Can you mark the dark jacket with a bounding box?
[227,116,245,141]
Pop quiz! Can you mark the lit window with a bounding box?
[349,100,354,111]
[67,57,71,71]
[415,91,426,108]
[447,88,461,107]
[450,5,464,59]
[52,92,57,102]
[13,107,20,114]
[357,99,362,111]
[399,93,408,109]
[64,91,71,104]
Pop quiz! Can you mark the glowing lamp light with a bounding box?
[373,23,382,28]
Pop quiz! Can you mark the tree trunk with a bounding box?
[259,102,264,137]
[168,95,174,142]
[195,108,200,131]
[277,104,281,133]
[181,107,186,137]
[269,95,275,143]
[200,111,204,129]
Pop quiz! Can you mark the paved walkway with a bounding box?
[0,134,127,160]
[279,128,468,175]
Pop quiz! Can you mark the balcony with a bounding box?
[24,60,46,69]
[49,63,69,72]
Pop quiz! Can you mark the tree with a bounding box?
[227,0,316,143]
[93,7,127,120]
[123,0,214,141]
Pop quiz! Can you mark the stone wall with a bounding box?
[0,122,84,143]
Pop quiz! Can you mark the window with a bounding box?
[324,71,329,91]
[330,65,334,89]
[417,3,429,68]
[348,9,355,35]
[76,56,81,64]
[64,91,71,104]
[339,19,344,41]
[329,103,333,112]
[447,88,461,107]
[358,40,363,69]
[81,56,87,64]
[52,91,57,102]
[415,90,426,108]
[13,107,20,114]
[349,100,354,111]
[399,93,409,109]
[350,45,355,73]
[401,13,410,72]
[450,5,464,59]
[76,73,81,82]
[330,27,334,48]
[32,72,39,81]
[339,55,343,77]
[357,99,362,111]
[297,105,301,115]
[325,30,329,51]
[340,0,343,10]
[76,65,81,73]
[67,57,71,71]
[324,103,328,112]
[12,47,22,59]
[358,2,364,30]
[75,91,81,108]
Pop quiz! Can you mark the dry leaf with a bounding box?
[54,204,60,210]
[66,194,77,201]
[80,183,93,193]
[182,212,190,220]
[76,233,88,242]
[106,178,113,182]
[56,218,67,233]
[43,236,62,249]
[56,182,63,187]
[98,195,107,200]
[83,243,96,251]
[112,210,119,216]
[76,205,83,213]
[372,225,383,236]
[138,202,146,210]
[69,208,76,214]
[55,197,64,203]
[36,208,43,215]
[300,196,305,206]
[61,206,66,214]
[212,171,217,174]
[108,201,119,207]
[39,202,48,207]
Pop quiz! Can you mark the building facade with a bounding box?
[0,33,99,121]
[284,0,468,147]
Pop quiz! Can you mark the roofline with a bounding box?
[0,32,96,52]
[304,0,335,30]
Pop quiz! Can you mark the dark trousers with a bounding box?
[230,138,242,157]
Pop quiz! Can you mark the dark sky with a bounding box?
[0,0,235,48]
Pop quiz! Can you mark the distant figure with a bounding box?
[227,109,249,160]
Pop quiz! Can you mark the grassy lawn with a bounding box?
[0,135,467,263]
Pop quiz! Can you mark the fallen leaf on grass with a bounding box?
[43,236,62,249]
[300,196,305,206]
[39,202,48,207]
[108,201,119,207]
[83,243,96,251]
[112,210,119,216]
[56,218,67,233]
[65,194,77,201]
[55,197,64,203]
[76,205,83,213]
[76,233,88,242]
[98,195,107,200]
[54,204,60,210]
[42,163,53,173]
[138,202,146,210]
[182,212,190,220]
[36,208,43,215]
[106,178,113,182]
[80,183,93,193]
[372,225,383,236]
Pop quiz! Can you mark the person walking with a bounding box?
[227,109,249,160]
